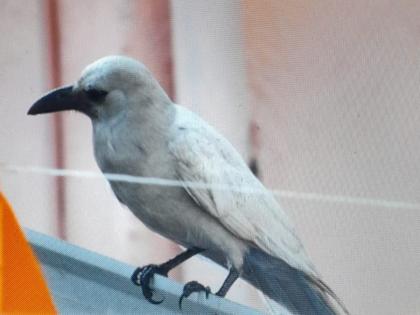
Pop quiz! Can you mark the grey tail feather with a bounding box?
[242,248,349,315]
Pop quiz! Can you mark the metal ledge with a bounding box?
[25,229,261,314]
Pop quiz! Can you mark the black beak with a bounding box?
[28,85,79,115]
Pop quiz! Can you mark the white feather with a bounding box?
[169,105,317,277]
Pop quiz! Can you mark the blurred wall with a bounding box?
[243,1,420,314]
[0,0,57,234]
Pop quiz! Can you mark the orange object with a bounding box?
[0,192,56,313]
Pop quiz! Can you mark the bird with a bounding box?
[28,55,348,314]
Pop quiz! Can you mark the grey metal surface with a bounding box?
[25,228,261,314]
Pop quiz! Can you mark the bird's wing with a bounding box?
[169,106,317,276]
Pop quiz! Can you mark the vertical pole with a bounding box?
[45,0,66,240]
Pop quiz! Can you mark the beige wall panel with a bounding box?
[0,0,57,235]
[242,1,420,314]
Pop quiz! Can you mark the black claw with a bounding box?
[178,281,211,310]
[131,264,168,304]
[147,294,164,305]
[131,267,144,286]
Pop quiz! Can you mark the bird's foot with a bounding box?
[178,281,211,309]
[131,264,169,304]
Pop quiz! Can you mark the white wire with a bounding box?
[1,163,419,210]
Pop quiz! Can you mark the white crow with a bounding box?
[28,56,348,314]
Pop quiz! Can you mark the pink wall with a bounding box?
[243,1,420,314]
[0,0,57,234]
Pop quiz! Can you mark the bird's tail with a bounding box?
[242,248,349,315]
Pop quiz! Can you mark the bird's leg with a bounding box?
[215,268,239,297]
[131,247,203,304]
[178,267,239,309]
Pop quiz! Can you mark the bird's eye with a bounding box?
[85,88,108,102]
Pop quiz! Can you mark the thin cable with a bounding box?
[1,163,419,210]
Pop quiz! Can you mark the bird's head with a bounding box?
[28,56,171,121]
